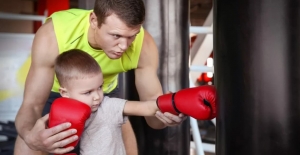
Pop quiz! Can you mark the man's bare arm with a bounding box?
[135,30,187,129]
[15,20,58,138]
[134,30,167,129]
[14,20,77,154]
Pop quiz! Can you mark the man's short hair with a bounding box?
[93,0,145,27]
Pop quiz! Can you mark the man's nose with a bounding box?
[118,38,129,51]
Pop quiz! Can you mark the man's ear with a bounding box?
[90,12,98,29]
[59,87,69,98]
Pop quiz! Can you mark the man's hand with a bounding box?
[24,114,78,154]
[154,91,187,126]
[155,112,187,127]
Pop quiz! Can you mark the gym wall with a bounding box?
[0,0,34,122]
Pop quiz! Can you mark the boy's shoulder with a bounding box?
[96,96,128,125]
[100,96,127,111]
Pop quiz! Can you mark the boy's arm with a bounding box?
[123,100,158,116]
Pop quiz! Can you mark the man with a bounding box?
[14,0,186,155]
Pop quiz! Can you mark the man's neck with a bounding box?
[87,26,102,50]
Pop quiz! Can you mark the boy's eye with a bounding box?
[84,91,92,95]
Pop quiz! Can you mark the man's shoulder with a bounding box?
[49,9,91,27]
[51,9,92,17]
[33,19,58,58]
[140,29,153,50]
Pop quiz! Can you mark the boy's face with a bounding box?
[60,72,104,112]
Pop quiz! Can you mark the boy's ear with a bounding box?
[59,87,69,98]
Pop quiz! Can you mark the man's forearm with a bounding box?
[141,100,166,129]
[139,94,166,129]
[15,105,42,140]
[144,116,166,129]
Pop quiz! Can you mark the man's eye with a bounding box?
[113,34,120,38]
[126,35,136,40]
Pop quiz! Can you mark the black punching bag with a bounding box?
[214,0,300,155]
[127,0,190,155]
[78,0,95,9]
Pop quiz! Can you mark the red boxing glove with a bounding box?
[48,97,91,151]
[157,85,216,120]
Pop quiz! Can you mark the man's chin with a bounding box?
[108,53,122,59]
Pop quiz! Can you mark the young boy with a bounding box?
[51,49,216,155]
[53,49,160,155]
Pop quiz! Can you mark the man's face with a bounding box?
[91,13,141,59]
[61,72,104,112]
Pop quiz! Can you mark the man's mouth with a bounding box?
[114,53,122,56]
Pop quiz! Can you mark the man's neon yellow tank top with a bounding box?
[49,9,144,93]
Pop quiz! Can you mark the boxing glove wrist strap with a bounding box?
[172,93,181,114]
